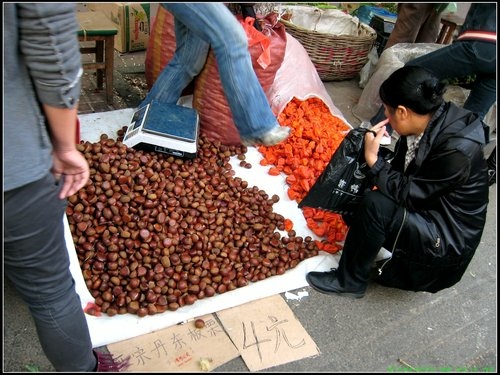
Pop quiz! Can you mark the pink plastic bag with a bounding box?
[267,33,347,123]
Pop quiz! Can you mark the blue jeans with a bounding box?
[371,40,496,129]
[4,173,96,371]
[142,3,278,139]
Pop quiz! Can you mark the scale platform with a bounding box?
[122,100,199,158]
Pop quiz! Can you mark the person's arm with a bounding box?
[43,105,90,199]
[43,106,79,154]
[18,4,83,108]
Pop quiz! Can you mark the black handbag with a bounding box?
[298,127,375,216]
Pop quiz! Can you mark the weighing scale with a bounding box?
[122,100,199,158]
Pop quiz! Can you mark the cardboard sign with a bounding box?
[107,313,239,372]
[216,295,320,371]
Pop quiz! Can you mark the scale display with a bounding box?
[123,100,199,158]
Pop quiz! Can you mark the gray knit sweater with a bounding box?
[4,3,82,191]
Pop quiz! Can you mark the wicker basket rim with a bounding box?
[280,18,376,39]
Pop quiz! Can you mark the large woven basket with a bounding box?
[280,6,377,81]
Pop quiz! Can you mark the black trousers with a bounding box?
[337,190,405,290]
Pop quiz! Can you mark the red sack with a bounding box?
[144,6,175,90]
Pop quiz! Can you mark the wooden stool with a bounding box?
[77,11,118,104]
[436,14,464,44]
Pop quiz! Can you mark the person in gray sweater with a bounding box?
[3,3,128,371]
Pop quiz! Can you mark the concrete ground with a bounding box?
[3,48,497,372]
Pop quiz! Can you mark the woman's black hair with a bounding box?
[379,65,445,115]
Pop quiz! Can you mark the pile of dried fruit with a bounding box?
[68,130,319,317]
[258,97,351,253]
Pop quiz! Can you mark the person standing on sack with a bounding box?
[306,66,490,298]
[140,3,290,147]
[371,3,497,185]
[3,3,129,371]
[382,3,448,51]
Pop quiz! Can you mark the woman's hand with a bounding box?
[51,149,90,199]
[364,119,389,167]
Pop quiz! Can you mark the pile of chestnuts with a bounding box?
[67,129,319,317]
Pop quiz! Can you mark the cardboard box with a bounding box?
[85,2,152,52]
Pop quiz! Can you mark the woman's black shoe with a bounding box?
[306,269,365,298]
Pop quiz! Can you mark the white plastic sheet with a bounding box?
[71,109,341,347]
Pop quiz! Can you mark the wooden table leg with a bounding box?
[95,40,105,90]
[437,15,463,45]
[443,26,456,44]
[104,36,114,104]
[436,26,447,44]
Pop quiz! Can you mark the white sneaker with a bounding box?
[242,126,291,147]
